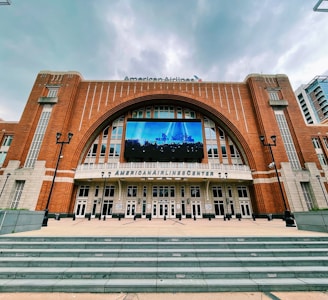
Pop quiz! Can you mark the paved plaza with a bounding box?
[1,217,328,300]
[6,217,328,238]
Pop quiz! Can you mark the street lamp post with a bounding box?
[259,135,295,227]
[42,132,73,227]
[100,171,111,220]
[316,175,328,206]
[0,173,11,198]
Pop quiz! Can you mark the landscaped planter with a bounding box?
[0,210,45,235]
[294,211,328,233]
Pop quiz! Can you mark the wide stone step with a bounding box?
[1,248,328,257]
[4,236,328,241]
[1,277,328,293]
[0,266,327,280]
[1,256,328,268]
[1,236,328,292]
[1,241,328,250]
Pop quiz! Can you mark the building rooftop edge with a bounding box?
[305,75,328,90]
[38,70,84,79]
[37,71,290,84]
[244,73,288,81]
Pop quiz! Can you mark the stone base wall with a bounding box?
[0,210,45,235]
[294,211,328,233]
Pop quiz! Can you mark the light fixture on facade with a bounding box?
[259,135,295,227]
[42,132,74,227]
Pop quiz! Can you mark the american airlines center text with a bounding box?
[113,169,215,178]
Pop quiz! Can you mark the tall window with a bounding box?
[275,111,301,170]
[108,144,120,157]
[323,137,328,149]
[2,135,13,146]
[47,87,59,97]
[87,142,98,158]
[154,106,174,118]
[94,186,99,197]
[312,138,321,149]
[103,126,109,139]
[25,106,52,168]
[237,186,248,198]
[78,186,90,197]
[205,127,216,140]
[100,143,106,157]
[85,116,124,163]
[318,153,328,166]
[268,91,280,101]
[212,186,223,198]
[190,186,200,197]
[132,109,144,118]
[111,126,122,139]
[301,182,314,210]
[0,151,7,166]
[108,116,124,161]
[312,137,328,166]
[127,186,137,197]
[180,186,185,197]
[146,107,152,118]
[177,107,183,119]
[207,145,218,158]
[104,185,115,197]
[10,181,25,209]
[204,118,219,160]
[170,186,175,197]
[152,186,175,197]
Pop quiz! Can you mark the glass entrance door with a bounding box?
[240,201,252,217]
[126,200,136,218]
[75,200,86,218]
[153,200,175,218]
[214,200,225,217]
[170,201,175,218]
[159,203,167,217]
[102,200,113,217]
[191,201,202,218]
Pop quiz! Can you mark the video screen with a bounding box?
[124,119,204,162]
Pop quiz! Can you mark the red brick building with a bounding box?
[0,71,327,219]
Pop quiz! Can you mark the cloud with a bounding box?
[98,0,196,79]
[0,0,328,120]
[270,9,328,88]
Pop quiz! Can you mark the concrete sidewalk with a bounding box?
[1,291,328,300]
[2,217,328,300]
[5,217,328,237]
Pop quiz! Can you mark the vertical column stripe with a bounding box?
[105,83,110,106]
[97,83,103,112]
[224,86,231,113]
[79,83,90,131]
[89,84,97,119]
[231,86,239,120]
[238,87,249,132]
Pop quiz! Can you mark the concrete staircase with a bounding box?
[0,236,328,293]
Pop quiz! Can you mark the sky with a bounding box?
[0,0,328,121]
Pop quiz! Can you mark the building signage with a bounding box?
[124,75,202,82]
[113,169,214,178]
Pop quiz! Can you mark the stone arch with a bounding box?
[72,94,256,169]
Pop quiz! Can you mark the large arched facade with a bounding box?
[74,100,254,219]
[2,71,328,220]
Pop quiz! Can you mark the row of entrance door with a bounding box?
[76,200,201,218]
[75,199,252,218]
